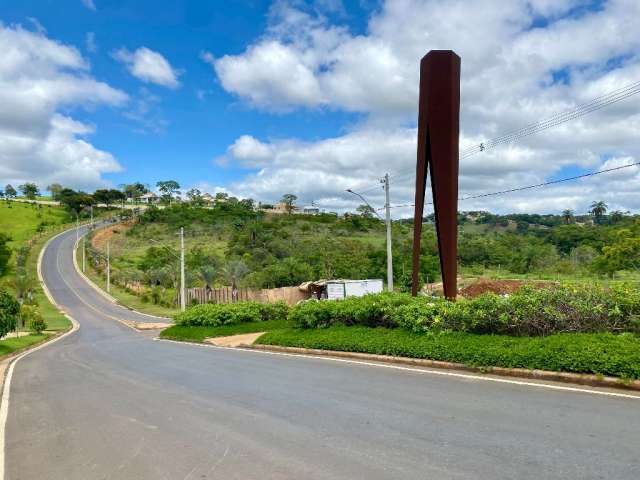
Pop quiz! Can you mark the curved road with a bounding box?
[4,227,640,479]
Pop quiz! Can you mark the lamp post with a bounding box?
[346,187,393,291]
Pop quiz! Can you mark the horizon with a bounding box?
[1,0,639,217]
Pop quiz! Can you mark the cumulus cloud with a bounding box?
[213,0,640,215]
[0,23,127,190]
[113,46,181,89]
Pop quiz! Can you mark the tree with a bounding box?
[280,194,297,214]
[186,188,204,206]
[592,225,640,277]
[58,188,94,214]
[356,204,375,218]
[0,290,20,337]
[124,182,148,202]
[18,183,40,200]
[47,183,63,200]
[199,266,217,289]
[0,233,11,277]
[93,189,125,208]
[561,209,574,224]
[589,201,608,224]
[156,180,181,204]
[5,184,17,199]
[222,259,249,300]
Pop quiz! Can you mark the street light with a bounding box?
[346,186,393,292]
[345,189,383,220]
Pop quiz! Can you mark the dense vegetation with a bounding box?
[174,301,288,326]
[91,201,640,314]
[288,286,640,336]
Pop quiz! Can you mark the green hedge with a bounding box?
[289,284,640,336]
[174,301,288,327]
[258,326,640,379]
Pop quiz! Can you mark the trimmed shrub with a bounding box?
[289,292,414,328]
[21,305,47,334]
[174,301,288,327]
[288,284,640,336]
[0,289,20,337]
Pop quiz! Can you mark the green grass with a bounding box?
[27,231,72,331]
[0,201,68,248]
[0,202,74,332]
[0,334,49,358]
[459,266,640,285]
[78,241,178,318]
[160,318,290,342]
[257,326,640,379]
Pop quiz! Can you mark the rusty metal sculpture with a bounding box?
[411,50,460,299]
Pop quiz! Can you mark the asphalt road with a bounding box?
[4,227,640,479]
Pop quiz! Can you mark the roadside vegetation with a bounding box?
[257,328,640,380]
[161,285,640,379]
[84,199,640,315]
[0,196,108,356]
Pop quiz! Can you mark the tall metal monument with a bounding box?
[411,50,460,299]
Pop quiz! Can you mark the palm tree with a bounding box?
[199,265,217,289]
[222,260,249,301]
[13,273,34,304]
[589,201,608,224]
[561,209,574,224]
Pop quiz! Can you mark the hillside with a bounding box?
[81,203,640,313]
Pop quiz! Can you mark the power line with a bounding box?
[353,78,640,194]
[381,161,640,210]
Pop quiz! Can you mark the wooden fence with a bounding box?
[186,286,311,306]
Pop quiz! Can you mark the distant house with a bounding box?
[201,193,215,206]
[302,205,320,215]
[266,201,299,214]
[139,192,159,204]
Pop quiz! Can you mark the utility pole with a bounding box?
[382,173,394,292]
[106,240,111,293]
[90,205,94,229]
[180,227,186,311]
[76,212,79,244]
[82,237,86,272]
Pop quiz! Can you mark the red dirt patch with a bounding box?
[459,278,552,298]
[91,222,133,250]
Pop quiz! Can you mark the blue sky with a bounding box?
[1,0,639,214]
[1,0,371,190]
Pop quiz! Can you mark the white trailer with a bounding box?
[325,279,384,300]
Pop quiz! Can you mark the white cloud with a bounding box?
[214,0,640,215]
[86,32,97,53]
[0,23,127,190]
[81,0,96,11]
[113,46,181,89]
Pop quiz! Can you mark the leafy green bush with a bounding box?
[289,293,414,328]
[174,301,288,327]
[288,284,640,336]
[21,305,47,334]
[0,289,20,337]
[258,327,640,379]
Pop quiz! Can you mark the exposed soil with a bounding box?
[459,278,552,298]
[205,332,266,347]
[91,222,133,250]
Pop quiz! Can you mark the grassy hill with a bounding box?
[80,202,640,316]
[0,201,68,248]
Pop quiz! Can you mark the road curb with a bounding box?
[1,226,81,480]
[74,224,171,321]
[246,344,640,392]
